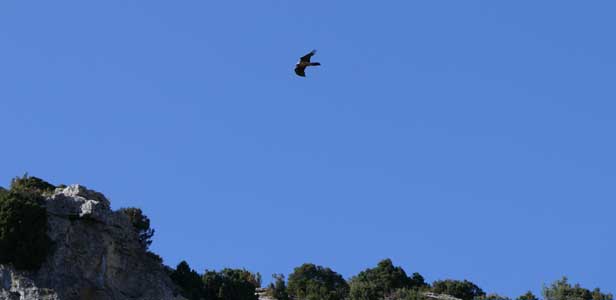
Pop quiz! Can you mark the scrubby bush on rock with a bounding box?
[10,174,56,195]
[431,279,485,300]
[119,207,155,250]
[0,176,52,270]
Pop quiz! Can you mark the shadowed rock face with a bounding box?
[0,185,185,300]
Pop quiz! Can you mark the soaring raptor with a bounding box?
[294,50,321,77]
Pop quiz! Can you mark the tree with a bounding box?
[0,185,51,270]
[543,277,613,300]
[410,272,429,290]
[287,263,349,300]
[592,288,613,300]
[10,174,56,195]
[518,291,539,300]
[268,274,289,300]
[119,207,155,250]
[349,259,426,300]
[203,268,261,300]
[431,279,485,300]
[170,261,206,300]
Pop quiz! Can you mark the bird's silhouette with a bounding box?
[295,50,321,77]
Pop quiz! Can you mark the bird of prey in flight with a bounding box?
[294,50,321,77]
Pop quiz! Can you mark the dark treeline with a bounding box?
[169,258,613,300]
[0,176,612,300]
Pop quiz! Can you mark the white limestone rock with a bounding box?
[0,185,185,300]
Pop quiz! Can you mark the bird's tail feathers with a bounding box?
[310,62,321,66]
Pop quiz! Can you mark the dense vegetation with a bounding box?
[287,263,349,300]
[268,274,289,300]
[169,260,261,300]
[542,277,612,300]
[9,175,56,195]
[170,261,209,300]
[168,257,612,300]
[202,268,261,300]
[119,207,155,250]
[349,259,427,300]
[0,175,53,270]
[431,279,485,300]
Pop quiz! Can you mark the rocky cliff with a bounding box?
[0,185,184,300]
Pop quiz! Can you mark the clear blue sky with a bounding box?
[1,1,614,297]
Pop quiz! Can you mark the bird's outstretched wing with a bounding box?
[294,66,306,77]
[299,50,317,63]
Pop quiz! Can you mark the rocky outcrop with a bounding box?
[255,288,274,300]
[423,292,463,300]
[0,185,184,300]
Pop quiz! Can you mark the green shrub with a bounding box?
[170,261,207,300]
[203,268,261,300]
[287,263,349,300]
[0,188,51,270]
[169,261,261,300]
[119,207,155,250]
[517,291,538,300]
[431,279,485,300]
[543,277,613,300]
[349,259,427,300]
[10,174,56,195]
[268,274,289,300]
